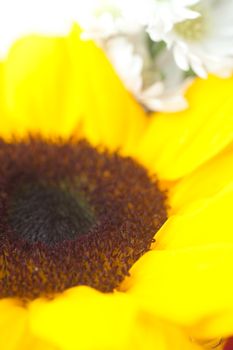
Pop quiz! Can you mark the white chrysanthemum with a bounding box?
[105,34,190,112]
[124,0,200,41]
[139,50,192,112]
[76,0,139,41]
[104,37,143,94]
[155,0,233,78]
[77,0,123,40]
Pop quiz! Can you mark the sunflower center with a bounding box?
[0,138,167,300]
[8,182,95,245]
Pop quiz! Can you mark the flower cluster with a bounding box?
[0,0,232,112]
[77,0,233,112]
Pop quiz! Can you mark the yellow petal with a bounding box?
[29,285,203,350]
[154,181,233,250]
[67,25,148,153]
[169,142,233,213]
[3,34,80,139]
[137,75,233,180]
[0,299,27,350]
[132,311,203,350]
[29,286,139,350]
[0,62,17,139]
[1,26,147,152]
[0,299,57,350]
[124,245,233,339]
[25,340,58,350]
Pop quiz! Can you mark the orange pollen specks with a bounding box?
[0,137,167,300]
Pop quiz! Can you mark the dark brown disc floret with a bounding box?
[0,137,167,300]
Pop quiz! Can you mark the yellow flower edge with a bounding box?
[0,26,233,350]
[2,25,147,154]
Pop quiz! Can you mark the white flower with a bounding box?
[77,0,123,40]
[77,0,140,41]
[105,34,190,112]
[124,0,200,41]
[105,37,143,95]
[139,50,192,112]
[154,0,233,78]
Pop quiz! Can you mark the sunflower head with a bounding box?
[0,24,233,350]
[0,134,167,300]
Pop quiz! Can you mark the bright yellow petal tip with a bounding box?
[137,75,233,180]
[124,244,233,339]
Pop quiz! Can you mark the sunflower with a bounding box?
[0,25,233,350]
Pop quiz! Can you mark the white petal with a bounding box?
[173,45,190,71]
[161,0,233,78]
[190,58,207,78]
